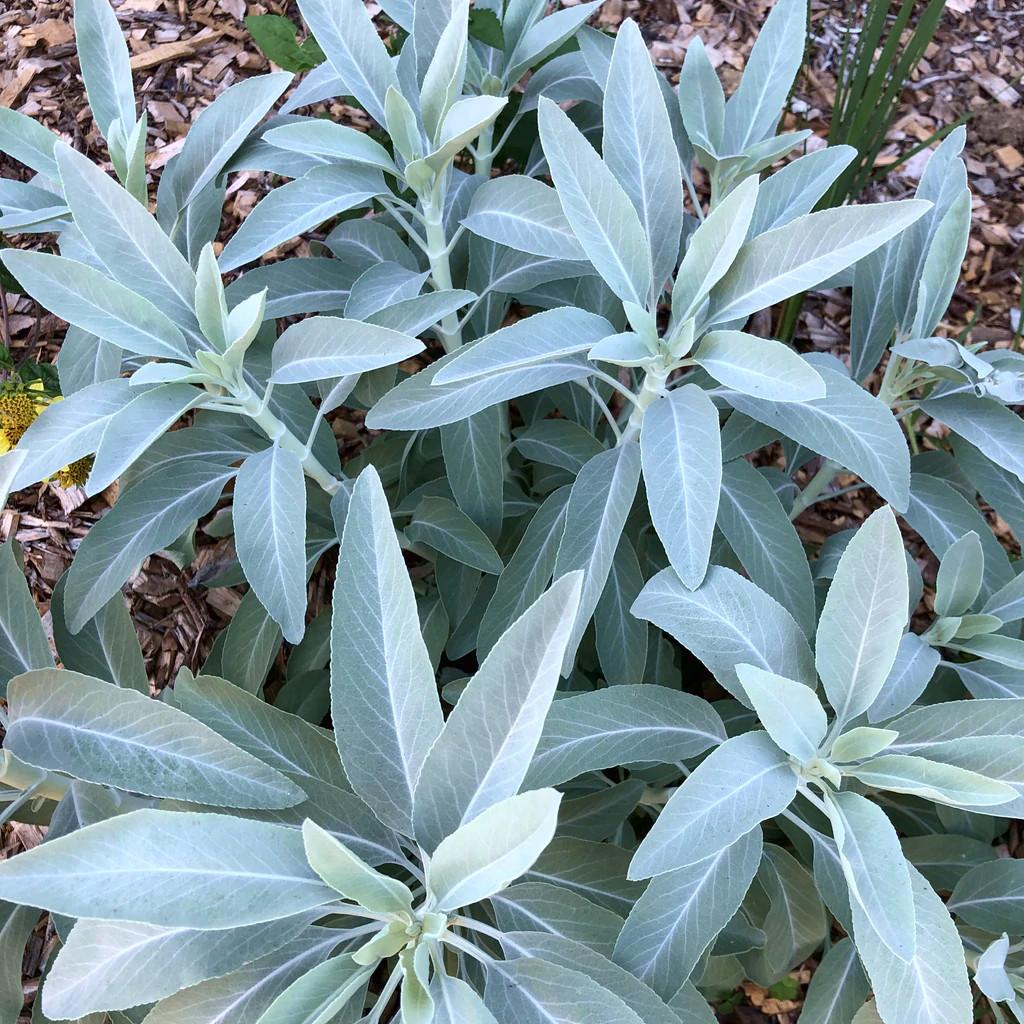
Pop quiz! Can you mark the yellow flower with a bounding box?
[0,381,90,487]
[0,392,39,450]
[56,457,92,488]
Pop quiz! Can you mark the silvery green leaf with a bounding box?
[426,788,562,911]
[216,591,283,696]
[345,262,429,319]
[587,332,652,367]
[558,780,645,842]
[553,444,642,675]
[5,668,303,808]
[0,902,41,1022]
[707,200,931,326]
[64,460,234,633]
[913,190,971,338]
[301,820,413,913]
[74,0,136,138]
[484,957,646,1024]
[865,633,939,724]
[195,243,229,349]
[632,565,815,703]
[366,342,593,430]
[502,932,682,1024]
[462,175,587,261]
[816,505,908,730]
[477,487,570,658]
[467,238,590,304]
[233,446,308,643]
[511,422,601,475]
[677,37,724,155]
[369,289,477,335]
[297,0,399,125]
[264,120,397,174]
[56,325,122,396]
[726,361,910,509]
[745,844,828,983]
[331,467,443,835]
[171,75,291,208]
[934,531,984,617]
[269,317,423,384]
[973,935,1016,1005]
[527,837,641,915]
[519,50,603,113]
[594,536,647,685]
[411,0,457,81]
[643,384,721,590]
[0,541,53,697]
[850,239,900,382]
[848,755,1015,808]
[747,146,857,237]
[0,810,335,928]
[433,307,612,385]
[413,574,582,852]
[892,128,967,327]
[943,657,1024,700]
[630,731,797,878]
[830,727,900,763]
[852,865,972,1024]
[981,569,1024,624]
[0,449,23,515]
[327,216,418,271]
[175,673,345,789]
[225,258,354,319]
[43,912,321,1019]
[903,473,1014,603]
[525,684,724,789]
[419,0,469,139]
[613,827,762,999]
[491,882,624,955]
[384,85,423,164]
[948,860,1024,934]
[407,496,504,574]
[423,95,508,171]
[86,383,208,495]
[668,984,717,1024]
[825,790,915,961]
[56,145,199,333]
[722,0,804,151]
[575,25,613,89]
[798,936,870,1024]
[253,955,371,1024]
[538,97,652,307]
[0,108,60,178]
[718,457,816,638]
[695,331,826,402]
[604,19,683,299]
[441,407,504,540]
[432,973,498,1024]
[736,664,826,763]
[139,930,340,1024]
[218,165,385,272]
[921,393,1024,485]
[504,1,603,83]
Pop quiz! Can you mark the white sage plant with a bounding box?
[0,0,1022,1022]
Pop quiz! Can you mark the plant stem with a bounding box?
[423,182,462,353]
[618,365,669,445]
[788,459,839,520]
[474,121,496,179]
[244,395,342,495]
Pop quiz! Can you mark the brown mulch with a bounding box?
[1,1,1023,1021]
